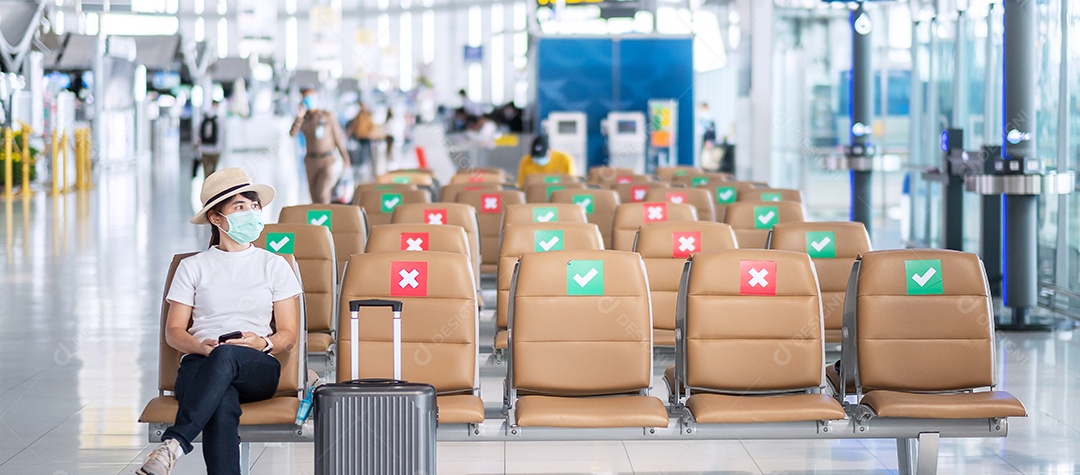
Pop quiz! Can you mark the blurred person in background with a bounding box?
[290,88,350,204]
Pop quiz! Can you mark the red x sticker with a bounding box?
[671,231,701,258]
[739,260,776,296]
[479,194,502,213]
[424,209,448,225]
[616,176,633,184]
[643,203,668,223]
[631,185,649,202]
[467,175,485,183]
[666,192,688,205]
[400,232,429,251]
[390,261,428,297]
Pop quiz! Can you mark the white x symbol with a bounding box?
[483,197,498,209]
[427,213,444,225]
[405,238,424,251]
[647,206,664,220]
[678,236,696,252]
[398,269,420,288]
[670,195,685,204]
[748,268,769,288]
[633,189,646,201]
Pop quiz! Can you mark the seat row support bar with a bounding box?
[897,432,940,475]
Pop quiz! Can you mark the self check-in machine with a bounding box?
[602,111,646,173]
[543,112,588,174]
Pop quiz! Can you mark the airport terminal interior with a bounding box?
[1,0,1080,474]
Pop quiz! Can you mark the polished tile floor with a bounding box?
[1,158,1079,474]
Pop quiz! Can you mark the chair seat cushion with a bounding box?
[437,394,486,424]
[515,395,669,428]
[139,396,301,425]
[687,393,846,423]
[494,330,508,350]
[860,390,1027,419]
[653,329,675,347]
[308,333,335,353]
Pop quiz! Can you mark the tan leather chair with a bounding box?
[254,224,337,360]
[451,168,510,185]
[701,181,758,222]
[723,201,805,249]
[279,204,368,281]
[655,166,703,183]
[521,173,582,187]
[507,250,668,428]
[740,188,804,203]
[523,181,588,203]
[837,249,1026,422]
[633,222,738,347]
[550,188,620,250]
[391,203,481,291]
[140,253,306,428]
[353,183,417,200]
[502,203,588,228]
[672,250,846,424]
[601,174,654,189]
[611,202,697,251]
[613,181,670,204]
[587,166,636,186]
[670,172,733,188]
[356,189,431,227]
[439,182,502,203]
[366,223,471,258]
[457,189,527,275]
[377,171,435,187]
[645,187,716,222]
[768,221,871,344]
[494,222,604,350]
[336,251,483,424]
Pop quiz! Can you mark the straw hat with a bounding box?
[190,168,275,224]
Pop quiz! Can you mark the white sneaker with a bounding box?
[136,439,181,475]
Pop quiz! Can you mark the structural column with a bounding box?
[848,3,875,234]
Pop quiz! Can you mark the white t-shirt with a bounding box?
[166,245,303,343]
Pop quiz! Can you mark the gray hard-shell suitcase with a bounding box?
[314,299,438,475]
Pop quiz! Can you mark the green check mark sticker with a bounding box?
[572,194,594,214]
[266,232,295,254]
[307,210,332,230]
[805,231,835,258]
[761,192,783,202]
[533,207,558,223]
[906,259,944,295]
[543,176,562,183]
[392,176,412,184]
[381,193,402,213]
[691,176,709,187]
[545,185,565,201]
[534,230,564,252]
[567,260,604,296]
[716,186,737,204]
[753,206,779,229]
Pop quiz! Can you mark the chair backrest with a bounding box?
[377,171,435,187]
[704,181,759,221]
[366,223,471,259]
[670,172,732,188]
[159,253,304,397]
[655,166,703,183]
[740,188,804,203]
[645,187,716,222]
[457,189,527,273]
[451,168,510,184]
[439,182,502,203]
[278,204,367,280]
[496,222,604,333]
[613,181,670,204]
[391,203,481,286]
[357,189,432,227]
[679,249,824,393]
[768,221,871,339]
[723,201,805,249]
[510,250,652,395]
[848,249,995,393]
[337,251,478,393]
[634,222,738,334]
[353,183,417,200]
[587,166,636,186]
[602,174,654,189]
[522,173,582,187]
[611,202,698,251]
[254,224,336,336]
[502,203,588,228]
[524,181,588,203]
[549,188,620,249]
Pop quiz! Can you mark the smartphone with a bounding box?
[217,331,243,344]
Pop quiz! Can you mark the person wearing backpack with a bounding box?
[195,101,224,178]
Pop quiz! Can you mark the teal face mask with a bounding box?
[219,209,264,245]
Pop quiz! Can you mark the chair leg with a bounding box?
[896,438,916,475]
[915,432,940,475]
[240,442,250,475]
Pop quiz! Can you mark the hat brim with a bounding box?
[190,184,276,224]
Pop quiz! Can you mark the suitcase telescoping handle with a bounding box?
[348,299,404,381]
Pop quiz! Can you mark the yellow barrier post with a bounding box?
[51,129,59,195]
[74,129,83,191]
[3,128,12,200]
[19,123,31,199]
[61,131,69,193]
[84,128,92,189]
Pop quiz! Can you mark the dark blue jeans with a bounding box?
[164,345,281,475]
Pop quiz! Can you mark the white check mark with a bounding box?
[719,190,734,200]
[538,236,560,251]
[810,237,831,252]
[268,237,290,252]
[912,267,937,287]
[537,212,554,222]
[384,197,400,208]
[577,199,591,207]
[310,215,329,226]
[573,268,598,287]
[757,211,776,224]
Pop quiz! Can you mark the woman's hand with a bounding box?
[198,339,219,356]
[222,332,267,351]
